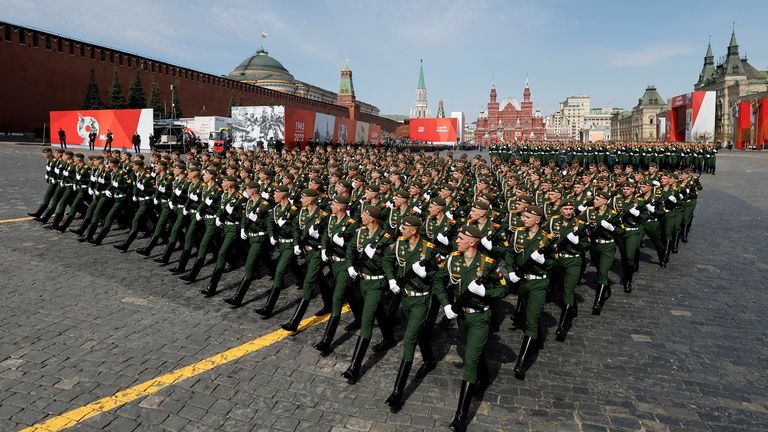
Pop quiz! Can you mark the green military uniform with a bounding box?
[613,193,647,292]
[581,197,623,315]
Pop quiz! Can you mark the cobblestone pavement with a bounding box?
[1,144,767,432]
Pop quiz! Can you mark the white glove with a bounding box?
[629,207,640,217]
[347,267,358,279]
[309,225,320,239]
[174,189,182,196]
[153,198,159,205]
[158,186,166,193]
[321,249,328,262]
[468,280,486,297]
[195,213,202,222]
[481,237,492,251]
[98,177,105,184]
[645,204,655,213]
[388,279,401,294]
[240,229,247,240]
[293,245,301,256]
[445,211,453,219]
[567,232,579,244]
[422,192,430,200]
[225,204,234,214]
[531,250,545,264]
[215,217,222,227]
[111,181,118,187]
[333,233,345,246]
[270,237,277,245]
[652,180,661,186]
[76,175,81,181]
[105,190,113,198]
[190,193,198,201]
[168,202,175,209]
[137,183,144,191]
[668,195,677,204]
[205,197,213,205]
[183,208,189,216]
[261,191,269,199]
[364,244,376,258]
[412,261,427,278]
[88,188,93,195]
[385,201,393,209]
[412,206,422,214]
[578,204,587,212]
[600,220,615,231]
[277,218,286,227]
[508,272,521,283]
[444,304,458,320]
[248,212,258,221]
[437,232,449,245]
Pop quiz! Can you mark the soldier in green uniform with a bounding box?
[71,156,106,236]
[383,216,437,412]
[225,181,272,307]
[281,188,331,332]
[29,148,58,217]
[341,205,396,383]
[546,201,585,341]
[257,185,301,318]
[679,170,702,243]
[170,169,216,274]
[637,180,666,267]
[114,160,155,251]
[35,150,73,224]
[581,190,622,315]
[78,158,123,244]
[658,172,682,263]
[432,225,507,432]
[43,152,83,229]
[136,161,176,256]
[314,195,359,354]
[179,168,223,281]
[613,184,647,293]
[52,154,92,232]
[200,175,245,296]
[155,165,195,265]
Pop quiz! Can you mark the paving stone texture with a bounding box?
[0,144,766,431]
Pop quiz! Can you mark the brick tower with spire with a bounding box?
[410,60,428,118]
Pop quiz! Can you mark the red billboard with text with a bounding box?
[409,118,458,142]
[284,107,316,150]
[368,124,382,146]
[334,117,356,144]
[50,109,154,149]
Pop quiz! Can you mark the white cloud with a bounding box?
[605,43,696,68]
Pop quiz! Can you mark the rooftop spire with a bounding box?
[729,28,738,49]
[417,59,426,90]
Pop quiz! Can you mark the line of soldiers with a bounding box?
[490,141,718,173]
[29,143,707,432]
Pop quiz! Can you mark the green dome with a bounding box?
[228,48,295,82]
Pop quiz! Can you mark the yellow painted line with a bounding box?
[20,306,349,432]
[0,217,34,223]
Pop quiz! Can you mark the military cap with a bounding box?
[472,200,489,211]
[430,197,446,207]
[519,195,533,205]
[594,190,611,199]
[243,167,253,174]
[442,184,456,192]
[174,161,187,169]
[401,216,422,227]
[158,160,168,167]
[459,225,482,239]
[380,178,392,186]
[222,175,238,183]
[123,152,131,157]
[284,173,296,181]
[55,149,65,154]
[135,154,145,160]
[188,167,201,173]
[375,168,386,175]
[95,155,104,160]
[301,188,319,198]
[639,180,652,186]
[43,148,53,153]
[87,155,96,161]
[309,176,322,184]
[74,153,84,159]
[339,180,353,189]
[550,186,564,194]
[597,175,609,182]
[262,168,275,176]
[334,195,351,205]
[560,199,575,207]
[275,185,290,193]
[245,181,259,189]
[366,184,381,193]
[205,168,217,175]
[309,167,321,174]
[480,191,495,202]
[131,159,145,167]
[525,205,544,217]
[364,205,382,220]
[394,190,410,199]
[64,150,74,156]
[108,157,120,164]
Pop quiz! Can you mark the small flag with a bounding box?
[261,32,268,39]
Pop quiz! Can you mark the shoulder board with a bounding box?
[261,200,270,206]
[319,210,328,216]
[483,256,495,263]
[552,215,561,219]
[424,241,435,249]
[383,233,391,238]
[291,205,298,211]
[348,218,356,224]
[516,227,526,231]
[610,210,617,215]
[448,218,456,224]
[361,226,369,230]
[492,223,501,228]
[577,220,585,225]
[397,236,405,241]
[450,251,461,256]
[543,231,554,239]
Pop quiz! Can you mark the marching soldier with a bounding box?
[114,160,155,251]
[180,169,223,283]
[581,190,622,315]
[547,200,585,341]
[136,161,177,256]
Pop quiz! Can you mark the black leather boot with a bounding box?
[281,298,310,332]
[314,315,340,355]
[680,222,689,243]
[224,278,251,307]
[448,380,475,432]
[155,241,176,264]
[385,360,412,412]
[686,216,694,238]
[180,257,204,283]
[34,206,55,223]
[513,335,535,380]
[46,212,65,230]
[555,304,575,342]
[592,284,606,315]
[71,218,90,235]
[671,232,680,253]
[136,235,159,256]
[255,286,280,318]
[510,296,525,330]
[314,279,332,316]
[372,305,396,352]
[92,224,111,245]
[57,214,75,232]
[623,263,634,293]
[341,337,370,384]
[414,331,436,379]
[170,249,191,274]
[201,266,224,297]
[28,202,48,217]
[79,222,98,243]
[114,231,138,252]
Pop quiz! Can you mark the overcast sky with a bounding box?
[5,0,768,121]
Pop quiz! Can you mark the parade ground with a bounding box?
[0,143,767,432]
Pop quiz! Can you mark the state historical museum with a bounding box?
[474,80,545,145]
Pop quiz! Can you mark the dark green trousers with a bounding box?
[617,228,644,272]
[214,224,239,269]
[54,187,74,216]
[359,278,385,340]
[643,220,664,256]
[168,208,187,243]
[89,196,112,224]
[589,242,616,285]
[182,216,203,251]
[400,293,429,361]
[130,200,150,233]
[554,256,581,305]
[102,197,125,228]
[63,190,88,217]
[242,235,268,279]
[41,182,57,207]
[330,261,352,316]
[518,278,547,338]
[273,243,296,291]
[301,249,323,300]
[458,310,490,383]
[196,219,219,258]
[152,204,174,237]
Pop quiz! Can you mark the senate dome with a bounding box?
[228,48,295,83]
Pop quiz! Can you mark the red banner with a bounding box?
[409,118,458,142]
[368,124,382,146]
[736,101,751,150]
[334,117,356,144]
[757,99,768,148]
[284,107,316,150]
[50,109,153,149]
